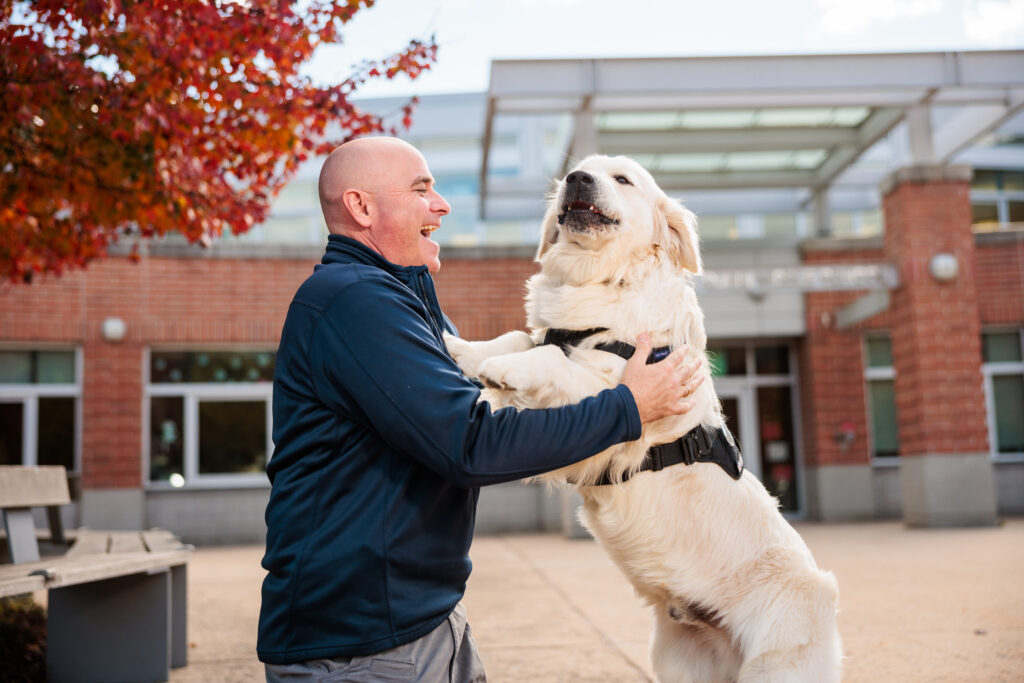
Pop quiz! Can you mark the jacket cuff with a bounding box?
[612,384,643,441]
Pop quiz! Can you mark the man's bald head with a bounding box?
[318,136,425,234]
[316,136,451,273]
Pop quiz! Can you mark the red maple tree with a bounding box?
[1,0,437,283]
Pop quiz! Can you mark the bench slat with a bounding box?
[142,529,185,551]
[0,549,191,598]
[44,550,191,588]
[66,529,110,557]
[0,562,47,597]
[0,466,70,508]
[108,531,146,554]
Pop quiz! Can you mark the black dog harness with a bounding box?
[541,328,745,485]
[542,327,673,364]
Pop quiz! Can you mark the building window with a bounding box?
[971,169,1024,232]
[708,347,747,377]
[864,336,900,458]
[982,330,1024,458]
[146,350,275,488]
[0,349,79,471]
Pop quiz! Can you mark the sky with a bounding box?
[303,0,1024,99]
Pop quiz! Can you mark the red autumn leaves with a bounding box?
[1,0,437,282]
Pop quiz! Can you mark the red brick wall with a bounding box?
[433,258,539,340]
[975,234,1024,326]
[1,255,317,488]
[81,343,143,487]
[882,176,989,456]
[799,245,893,466]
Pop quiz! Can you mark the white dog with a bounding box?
[445,155,841,682]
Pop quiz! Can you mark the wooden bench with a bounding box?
[0,465,192,683]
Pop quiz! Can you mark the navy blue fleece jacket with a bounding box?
[257,234,642,664]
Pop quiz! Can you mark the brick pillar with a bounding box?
[799,241,897,521]
[79,260,147,530]
[799,307,875,521]
[881,165,996,527]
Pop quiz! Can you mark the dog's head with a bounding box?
[537,155,701,275]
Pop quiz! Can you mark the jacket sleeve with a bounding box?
[308,276,642,487]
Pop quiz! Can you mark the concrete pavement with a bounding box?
[167,520,1024,682]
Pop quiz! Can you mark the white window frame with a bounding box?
[972,189,1024,228]
[864,334,899,466]
[0,346,82,470]
[144,348,273,490]
[982,328,1024,463]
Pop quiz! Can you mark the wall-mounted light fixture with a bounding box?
[929,253,959,283]
[101,317,127,342]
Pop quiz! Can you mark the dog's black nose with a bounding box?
[565,171,595,185]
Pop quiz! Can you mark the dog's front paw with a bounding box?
[477,355,537,394]
[445,331,536,379]
[444,333,482,377]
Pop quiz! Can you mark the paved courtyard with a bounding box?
[166,520,1024,682]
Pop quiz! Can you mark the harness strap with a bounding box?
[542,328,673,365]
[590,425,745,486]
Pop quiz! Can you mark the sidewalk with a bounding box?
[169,520,1024,682]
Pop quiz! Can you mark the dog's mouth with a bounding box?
[557,201,620,230]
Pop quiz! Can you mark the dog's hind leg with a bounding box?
[735,573,842,683]
[650,605,741,683]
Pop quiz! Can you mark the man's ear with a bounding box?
[535,193,561,261]
[657,196,702,274]
[342,189,373,229]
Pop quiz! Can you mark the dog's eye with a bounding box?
[614,175,632,185]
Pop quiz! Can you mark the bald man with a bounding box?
[258,137,700,681]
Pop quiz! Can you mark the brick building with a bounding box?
[2,52,1023,542]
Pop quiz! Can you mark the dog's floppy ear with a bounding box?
[657,196,702,274]
[535,195,561,261]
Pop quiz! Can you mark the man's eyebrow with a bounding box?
[411,176,434,188]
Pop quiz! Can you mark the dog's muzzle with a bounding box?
[557,170,619,231]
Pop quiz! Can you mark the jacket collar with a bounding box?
[320,234,430,283]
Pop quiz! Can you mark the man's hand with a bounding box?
[620,334,704,424]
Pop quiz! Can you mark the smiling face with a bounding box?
[554,156,654,241]
[319,137,451,274]
[365,144,451,274]
[538,155,702,275]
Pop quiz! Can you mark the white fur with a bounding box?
[445,155,842,682]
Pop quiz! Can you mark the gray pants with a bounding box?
[265,603,486,682]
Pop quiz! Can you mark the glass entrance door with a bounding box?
[716,384,800,511]
[716,386,760,481]
[756,385,799,512]
[709,341,802,513]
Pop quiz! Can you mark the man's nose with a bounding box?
[432,191,451,215]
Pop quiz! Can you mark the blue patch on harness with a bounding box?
[651,347,671,362]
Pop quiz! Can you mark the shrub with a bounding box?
[0,595,46,682]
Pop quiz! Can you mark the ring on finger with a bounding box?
[682,382,691,397]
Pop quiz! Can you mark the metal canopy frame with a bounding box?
[479,50,1024,227]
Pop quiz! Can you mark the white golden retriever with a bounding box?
[445,155,841,682]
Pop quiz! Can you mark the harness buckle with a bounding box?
[680,436,697,465]
[647,446,665,472]
[695,428,714,456]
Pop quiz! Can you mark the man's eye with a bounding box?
[614,175,631,185]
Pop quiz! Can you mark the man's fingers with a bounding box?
[629,333,652,364]
[673,356,701,381]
